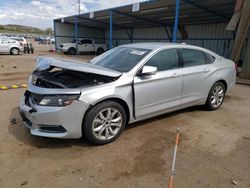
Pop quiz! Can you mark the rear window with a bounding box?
[204,52,215,64]
[180,49,206,67]
[80,39,92,44]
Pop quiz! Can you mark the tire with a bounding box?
[10,47,20,55]
[96,48,104,55]
[205,82,226,110]
[68,47,76,55]
[83,101,127,145]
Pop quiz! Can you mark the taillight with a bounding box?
[235,63,238,72]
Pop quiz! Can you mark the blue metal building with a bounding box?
[54,0,236,58]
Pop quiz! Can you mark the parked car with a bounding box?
[59,38,108,55]
[9,37,27,46]
[0,38,23,55]
[50,37,55,44]
[18,43,236,145]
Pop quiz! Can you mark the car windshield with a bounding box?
[90,47,151,72]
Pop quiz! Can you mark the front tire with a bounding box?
[205,82,226,110]
[68,47,76,55]
[10,47,20,55]
[83,101,126,145]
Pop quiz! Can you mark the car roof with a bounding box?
[120,42,201,50]
[119,42,219,56]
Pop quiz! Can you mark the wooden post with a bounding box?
[240,32,250,78]
[231,0,250,64]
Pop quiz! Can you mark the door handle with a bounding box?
[203,68,210,73]
[171,73,180,78]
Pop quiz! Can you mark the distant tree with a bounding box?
[45,27,53,35]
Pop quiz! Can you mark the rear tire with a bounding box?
[96,48,104,55]
[83,101,126,145]
[68,47,76,55]
[10,47,20,55]
[205,82,226,110]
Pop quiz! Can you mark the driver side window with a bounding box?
[80,39,92,44]
[145,49,178,71]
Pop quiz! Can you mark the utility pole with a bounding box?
[78,0,81,14]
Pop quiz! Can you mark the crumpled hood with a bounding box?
[36,56,122,77]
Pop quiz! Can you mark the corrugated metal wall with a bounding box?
[181,23,234,57]
[104,23,234,57]
[55,21,234,57]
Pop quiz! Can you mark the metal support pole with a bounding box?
[74,16,78,55]
[53,20,57,52]
[130,28,133,43]
[109,10,113,49]
[102,30,105,44]
[172,0,180,43]
[78,0,81,15]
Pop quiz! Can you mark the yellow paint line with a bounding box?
[0,86,8,90]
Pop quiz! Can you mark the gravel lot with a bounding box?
[0,42,249,188]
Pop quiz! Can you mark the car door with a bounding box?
[178,48,214,107]
[0,39,10,53]
[134,49,182,119]
[78,39,94,52]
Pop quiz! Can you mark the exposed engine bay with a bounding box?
[32,67,119,89]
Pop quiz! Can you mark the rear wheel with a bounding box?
[205,82,226,110]
[10,47,20,55]
[96,48,104,55]
[68,47,76,55]
[83,101,126,145]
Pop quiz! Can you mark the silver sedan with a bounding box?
[19,43,236,145]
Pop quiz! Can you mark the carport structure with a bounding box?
[54,0,236,57]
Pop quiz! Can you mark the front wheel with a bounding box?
[205,82,226,110]
[83,101,126,145]
[10,47,20,55]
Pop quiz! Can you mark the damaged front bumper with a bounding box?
[18,94,89,139]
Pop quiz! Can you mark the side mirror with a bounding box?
[139,66,157,76]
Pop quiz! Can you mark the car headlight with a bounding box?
[38,94,80,107]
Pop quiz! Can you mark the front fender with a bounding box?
[79,84,134,122]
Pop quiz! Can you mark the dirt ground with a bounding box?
[0,41,249,188]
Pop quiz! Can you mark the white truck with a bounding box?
[59,38,108,55]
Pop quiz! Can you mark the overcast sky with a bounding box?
[0,0,144,29]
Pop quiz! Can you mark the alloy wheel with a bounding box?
[12,48,19,55]
[92,108,122,141]
[210,85,224,108]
